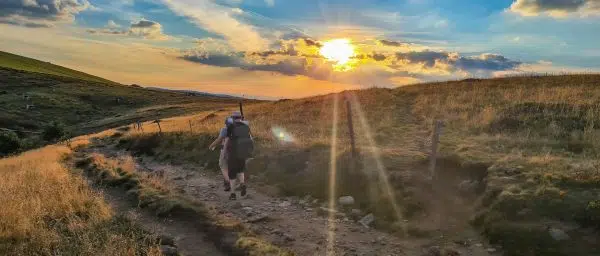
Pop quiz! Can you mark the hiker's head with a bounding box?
[231,111,242,121]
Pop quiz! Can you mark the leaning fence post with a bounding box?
[188,120,193,133]
[153,119,162,134]
[429,120,443,179]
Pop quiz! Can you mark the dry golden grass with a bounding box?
[0,145,161,255]
[109,74,600,255]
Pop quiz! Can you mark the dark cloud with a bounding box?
[130,20,158,28]
[302,38,322,47]
[86,19,170,40]
[0,18,51,28]
[510,0,600,16]
[353,53,387,61]
[248,37,325,58]
[392,50,521,72]
[0,0,89,27]
[180,51,330,80]
[395,51,451,67]
[180,52,245,68]
[455,54,522,71]
[378,39,407,47]
[372,53,387,61]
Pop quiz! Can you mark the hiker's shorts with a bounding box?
[219,149,227,170]
[227,157,246,180]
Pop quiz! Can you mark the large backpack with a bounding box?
[226,121,254,159]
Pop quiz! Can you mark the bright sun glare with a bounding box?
[319,38,355,71]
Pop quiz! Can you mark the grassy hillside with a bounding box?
[0,51,117,84]
[113,74,600,256]
[0,141,162,255]
[0,65,243,155]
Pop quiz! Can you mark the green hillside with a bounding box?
[0,51,117,84]
[0,53,245,155]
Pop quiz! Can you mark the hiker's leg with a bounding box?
[219,150,229,182]
[238,172,245,184]
[228,168,237,200]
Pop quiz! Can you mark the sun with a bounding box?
[319,38,356,71]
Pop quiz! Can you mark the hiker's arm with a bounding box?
[209,137,224,150]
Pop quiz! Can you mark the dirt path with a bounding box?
[87,145,499,256]
[88,169,225,256]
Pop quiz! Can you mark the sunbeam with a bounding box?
[326,93,340,256]
[348,93,406,233]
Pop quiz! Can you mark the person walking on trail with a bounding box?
[209,117,234,192]
[224,111,254,200]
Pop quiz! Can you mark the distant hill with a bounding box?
[0,55,242,154]
[0,51,117,84]
[144,87,243,99]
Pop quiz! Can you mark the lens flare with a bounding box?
[271,127,295,143]
[326,93,340,255]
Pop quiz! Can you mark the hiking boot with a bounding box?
[240,184,247,197]
[229,193,237,200]
[224,180,231,192]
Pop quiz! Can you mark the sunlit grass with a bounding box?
[0,145,161,255]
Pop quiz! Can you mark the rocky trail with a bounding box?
[85,144,499,256]
[95,181,225,256]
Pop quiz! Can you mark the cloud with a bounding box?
[107,20,120,29]
[264,0,275,7]
[392,50,522,75]
[0,0,90,27]
[87,19,171,40]
[509,0,600,17]
[180,50,331,80]
[180,37,523,86]
[160,0,269,51]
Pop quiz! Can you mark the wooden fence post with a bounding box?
[188,120,193,133]
[429,120,443,179]
[153,120,162,134]
[346,96,357,159]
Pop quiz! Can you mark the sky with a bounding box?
[1,0,599,99]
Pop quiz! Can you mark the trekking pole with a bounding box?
[239,100,244,120]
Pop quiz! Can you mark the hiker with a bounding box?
[224,111,254,200]
[209,117,234,192]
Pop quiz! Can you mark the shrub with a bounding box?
[42,121,66,142]
[0,130,21,156]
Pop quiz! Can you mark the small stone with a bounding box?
[272,229,283,235]
[242,206,253,212]
[160,245,178,256]
[338,196,355,206]
[318,207,338,215]
[442,248,461,256]
[453,240,468,247]
[358,213,375,228]
[548,227,570,241]
[474,243,483,247]
[284,233,295,242]
[231,202,243,209]
[247,213,270,223]
[487,248,497,253]
[424,246,441,256]
[279,201,292,208]
[173,176,183,180]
